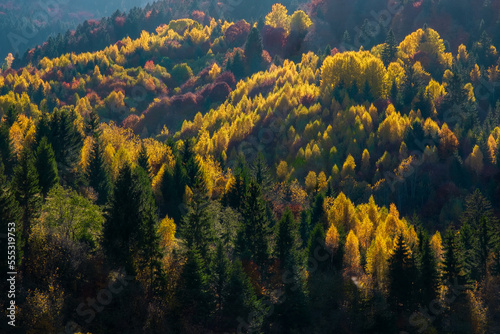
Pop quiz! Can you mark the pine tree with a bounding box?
[236,181,270,274]
[224,259,263,331]
[211,242,230,318]
[461,190,499,279]
[177,248,213,324]
[228,49,245,78]
[342,30,351,46]
[381,29,397,65]
[390,80,398,103]
[135,167,164,299]
[477,216,492,278]
[276,241,310,331]
[103,163,161,275]
[404,120,425,152]
[299,210,311,248]
[307,223,329,273]
[35,137,59,197]
[417,229,439,306]
[13,146,41,265]
[182,138,198,187]
[0,121,12,175]
[181,159,214,259]
[362,80,373,101]
[49,108,83,185]
[0,162,21,271]
[414,90,433,119]
[137,143,151,177]
[35,112,51,144]
[224,153,250,210]
[459,221,477,280]
[387,234,417,311]
[250,152,272,193]
[161,156,187,223]
[5,105,19,127]
[244,27,264,73]
[442,229,466,285]
[276,208,301,267]
[324,45,331,56]
[491,249,500,276]
[86,135,111,205]
[104,163,136,271]
[442,70,469,122]
[311,192,326,229]
[400,64,419,107]
[85,109,100,136]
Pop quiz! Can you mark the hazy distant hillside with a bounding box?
[306,0,500,51]
[0,0,149,58]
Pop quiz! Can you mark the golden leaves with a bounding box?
[344,230,361,271]
[265,4,290,31]
[465,145,484,175]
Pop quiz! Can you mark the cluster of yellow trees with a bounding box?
[180,27,495,190]
[323,193,443,290]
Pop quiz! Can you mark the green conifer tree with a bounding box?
[177,248,213,324]
[381,29,397,65]
[236,181,270,274]
[137,143,152,178]
[86,135,111,205]
[181,159,214,259]
[388,234,417,311]
[417,230,439,306]
[35,137,59,197]
[0,162,21,271]
[13,146,41,265]
[244,27,264,73]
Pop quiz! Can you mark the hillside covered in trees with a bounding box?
[0,0,155,59]
[1,1,500,334]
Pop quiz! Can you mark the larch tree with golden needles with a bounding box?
[343,230,361,274]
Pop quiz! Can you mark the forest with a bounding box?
[0,0,500,333]
[0,0,155,59]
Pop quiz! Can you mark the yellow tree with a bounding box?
[158,215,176,251]
[305,170,318,194]
[367,195,380,227]
[382,203,407,242]
[470,64,481,83]
[356,216,374,251]
[344,230,361,274]
[92,65,103,84]
[366,233,389,289]
[465,145,484,175]
[361,149,370,177]
[377,111,408,148]
[209,63,221,80]
[398,28,452,69]
[158,215,177,268]
[265,4,290,31]
[289,10,312,35]
[438,124,459,159]
[325,223,340,255]
[363,56,388,98]
[321,52,362,93]
[487,132,499,163]
[430,231,444,265]
[326,192,357,231]
[341,154,356,179]
[276,160,290,182]
[317,171,328,193]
